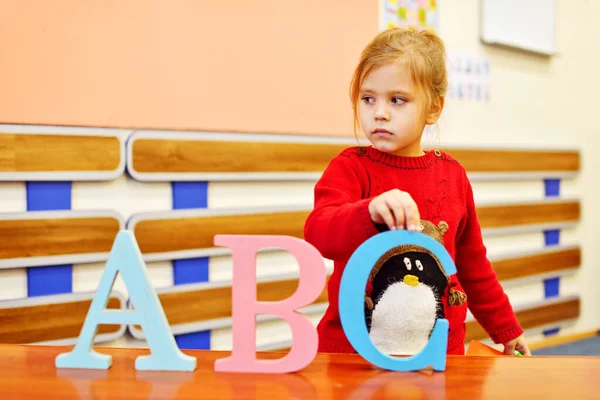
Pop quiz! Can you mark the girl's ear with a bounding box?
[426,96,445,125]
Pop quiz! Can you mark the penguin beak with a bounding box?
[403,275,419,287]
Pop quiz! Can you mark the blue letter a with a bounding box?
[55,231,196,371]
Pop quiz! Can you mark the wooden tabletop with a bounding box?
[0,344,598,399]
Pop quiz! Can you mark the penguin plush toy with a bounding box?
[364,220,466,356]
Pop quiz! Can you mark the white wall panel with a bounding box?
[0,183,26,213]
[484,232,545,257]
[502,281,546,307]
[210,311,324,351]
[210,250,334,282]
[72,176,172,219]
[472,180,545,204]
[561,179,580,198]
[72,262,127,295]
[559,274,580,298]
[72,261,173,296]
[560,228,579,246]
[0,268,27,300]
[208,181,315,209]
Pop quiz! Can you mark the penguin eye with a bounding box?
[403,257,412,270]
[416,260,424,271]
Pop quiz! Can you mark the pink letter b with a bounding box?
[213,235,327,374]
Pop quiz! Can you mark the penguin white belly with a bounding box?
[368,282,438,356]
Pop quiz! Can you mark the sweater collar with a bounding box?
[362,146,439,169]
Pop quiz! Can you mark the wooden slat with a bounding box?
[135,276,329,330]
[0,135,13,172]
[0,133,121,172]
[477,201,579,229]
[0,296,122,343]
[130,137,579,176]
[132,202,579,256]
[132,139,347,174]
[493,247,581,281]
[134,211,308,254]
[445,149,579,173]
[465,298,580,342]
[0,216,121,260]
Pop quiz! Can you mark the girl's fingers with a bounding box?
[370,190,421,232]
[392,191,420,231]
[503,342,516,356]
[376,202,396,230]
[403,200,421,232]
[382,195,406,229]
[517,343,531,356]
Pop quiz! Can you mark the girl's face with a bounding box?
[358,62,442,157]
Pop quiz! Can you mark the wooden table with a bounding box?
[0,344,598,399]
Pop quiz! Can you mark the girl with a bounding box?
[304,27,530,356]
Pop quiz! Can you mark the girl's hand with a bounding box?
[368,189,421,231]
[503,334,531,356]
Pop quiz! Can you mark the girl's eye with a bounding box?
[416,260,424,271]
[392,97,406,105]
[403,257,412,270]
[362,96,375,104]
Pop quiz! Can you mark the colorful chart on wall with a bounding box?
[380,0,439,32]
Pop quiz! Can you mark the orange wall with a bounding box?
[0,1,377,136]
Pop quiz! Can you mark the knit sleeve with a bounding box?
[304,154,379,261]
[455,174,524,344]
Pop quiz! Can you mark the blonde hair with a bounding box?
[350,27,448,138]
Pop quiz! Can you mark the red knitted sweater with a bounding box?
[304,146,523,355]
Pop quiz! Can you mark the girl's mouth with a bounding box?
[373,128,393,137]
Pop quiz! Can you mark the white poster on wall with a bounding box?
[481,0,556,55]
[446,52,491,103]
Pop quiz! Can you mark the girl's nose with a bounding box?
[374,103,390,121]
